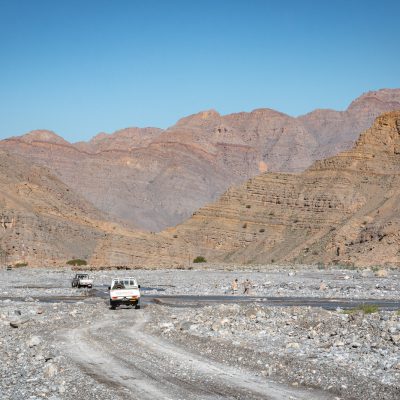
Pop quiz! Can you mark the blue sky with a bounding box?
[0,0,399,142]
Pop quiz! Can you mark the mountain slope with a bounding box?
[1,89,400,232]
[106,111,400,268]
[0,150,124,266]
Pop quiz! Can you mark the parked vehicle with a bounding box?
[71,273,93,288]
[109,277,141,309]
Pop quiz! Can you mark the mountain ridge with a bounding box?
[1,88,400,231]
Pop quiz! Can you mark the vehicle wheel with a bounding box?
[77,284,81,289]
[110,306,116,310]
[135,302,141,309]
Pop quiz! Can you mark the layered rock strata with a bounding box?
[1,89,400,231]
[93,112,400,267]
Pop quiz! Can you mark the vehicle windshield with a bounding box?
[78,274,89,279]
[112,279,137,289]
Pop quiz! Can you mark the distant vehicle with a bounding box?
[71,273,93,288]
[6,265,12,271]
[108,277,141,310]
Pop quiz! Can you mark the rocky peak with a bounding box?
[73,127,163,153]
[90,127,162,143]
[347,88,400,113]
[249,108,289,118]
[173,109,221,129]
[354,111,400,155]
[11,130,71,146]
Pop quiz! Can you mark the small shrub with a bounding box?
[259,228,265,233]
[343,304,379,315]
[242,223,247,228]
[14,262,28,267]
[316,262,325,270]
[246,205,251,209]
[66,259,87,266]
[193,256,207,263]
[269,212,275,216]
[173,235,178,239]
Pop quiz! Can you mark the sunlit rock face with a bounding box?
[1,89,400,232]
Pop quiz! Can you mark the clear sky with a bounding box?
[0,0,399,142]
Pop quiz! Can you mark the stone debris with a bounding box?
[0,266,399,400]
[152,303,400,400]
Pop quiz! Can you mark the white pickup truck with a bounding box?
[109,277,141,310]
[71,273,93,288]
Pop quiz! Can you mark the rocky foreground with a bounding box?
[0,266,399,399]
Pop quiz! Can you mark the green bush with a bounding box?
[343,304,379,315]
[66,259,87,266]
[193,256,207,263]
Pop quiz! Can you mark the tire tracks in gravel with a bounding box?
[59,310,337,400]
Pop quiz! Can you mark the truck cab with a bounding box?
[109,277,141,310]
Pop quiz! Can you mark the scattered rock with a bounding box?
[27,336,41,348]
[43,363,58,378]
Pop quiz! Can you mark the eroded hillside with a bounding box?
[0,151,131,266]
[93,112,400,267]
[1,89,400,231]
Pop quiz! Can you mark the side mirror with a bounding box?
[108,286,111,290]
[138,285,141,289]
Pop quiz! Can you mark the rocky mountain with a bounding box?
[0,150,132,266]
[2,111,400,268]
[1,89,400,232]
[132,111,399,268]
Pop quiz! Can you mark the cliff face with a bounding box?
[2,113,400,268]
[1,89,400,232]
[108,111,399,268]
[0,150,110,266]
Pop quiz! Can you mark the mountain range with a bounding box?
[2,88,400,232]
[0,89,400,267]
[93,111,400,268]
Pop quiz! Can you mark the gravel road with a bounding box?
[60,309,334,400]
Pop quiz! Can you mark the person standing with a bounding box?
[243,278,251,295]
[231,278,238,294]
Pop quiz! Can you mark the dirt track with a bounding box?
[60,309,335,400]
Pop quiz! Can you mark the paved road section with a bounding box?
[1,287,400,310]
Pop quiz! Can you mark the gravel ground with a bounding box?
[1,264,399,299]
[151,304,400,400]
[0,265,399,399]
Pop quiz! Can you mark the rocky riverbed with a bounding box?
[0,266,399,399]
[152,304,400,400]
